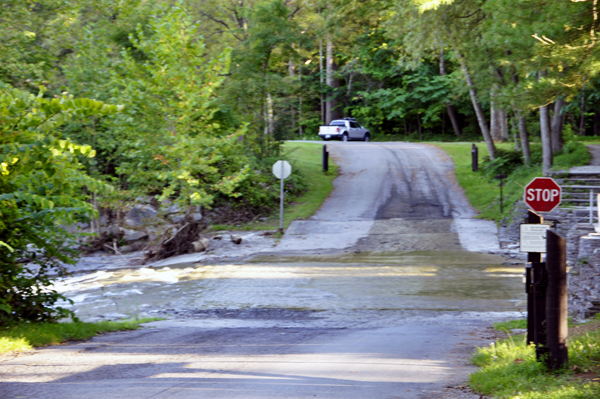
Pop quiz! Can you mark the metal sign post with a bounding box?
[272,160,292,231]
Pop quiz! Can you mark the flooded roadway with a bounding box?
[0,142,525,399]
[53,251,524,322]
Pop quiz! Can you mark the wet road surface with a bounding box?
[0,142,524,399]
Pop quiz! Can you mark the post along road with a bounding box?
[0,142,525,399]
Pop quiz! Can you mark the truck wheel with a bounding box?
[363,134,370,142]
[342,134,349,142]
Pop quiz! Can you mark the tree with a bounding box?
[0,0,80,88]
[0,84,121,326]
[64,3,253,209]
[384,0,497,157]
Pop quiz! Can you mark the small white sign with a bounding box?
[520,224,551,253]
[272,160,292,179]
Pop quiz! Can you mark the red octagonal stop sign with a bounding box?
[524,177,562,213]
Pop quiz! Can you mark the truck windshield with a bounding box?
[330,121,345,126]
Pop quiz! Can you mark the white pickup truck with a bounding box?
[318,118,371,142]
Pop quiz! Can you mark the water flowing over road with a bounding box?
[0,142,524,399]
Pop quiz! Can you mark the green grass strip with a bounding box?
[470,319,600,398]
[0,318,160,355]
[433,141,590,222]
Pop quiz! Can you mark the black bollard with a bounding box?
[322,145,329,172]
[471,144,478,172]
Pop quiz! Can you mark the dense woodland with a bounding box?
[1,0,599,324]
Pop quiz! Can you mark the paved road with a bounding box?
[0,142,522,399]
[276,142,497,253]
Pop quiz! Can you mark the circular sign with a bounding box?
[524,177,562,213]
[272,160,291,179]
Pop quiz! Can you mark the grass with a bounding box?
[0,318,161,355]
[433,140,592,222]
[280,142,338,224]
[470,317,600,398]
[433,142,541,221]
[494,319,528,332]
[212,141,338,231]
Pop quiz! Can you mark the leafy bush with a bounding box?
[481,148,524,178]
[0,84,120,326]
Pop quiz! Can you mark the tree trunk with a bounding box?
[512,115,521,151]
[540,105,553,175]
[289,59,296,134]
[445,104,462,137]
[325,36,342,123]
[440,50,462,136]
[515,110,531,164]
[457,53,495,159]
[267,92,274,136]
[551,97,565,152]
[500,109,509,141]
[579,94,586,136]
[490,98,502,141]
[594,110,600,136]
[319,39,325,125]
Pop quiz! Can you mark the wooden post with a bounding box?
[532,261,548,361]
[546,230,568,369]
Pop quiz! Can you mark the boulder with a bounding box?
[230,234,242,245]
[191,212,203,222]
[125,204,158,227]
[123,229,148,242]
[192,237,210,252]
[105,225,123,237]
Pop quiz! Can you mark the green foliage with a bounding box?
[0,84,120,326]
[0,0,80,88]
[481,148,524,178]
[64,3,255,209]
[554,141,592,169]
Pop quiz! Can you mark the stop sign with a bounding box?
[524,177,562,212]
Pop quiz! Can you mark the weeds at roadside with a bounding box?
[470,318,600,398]
[0,318,162,355]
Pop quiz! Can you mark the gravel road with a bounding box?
[0,142,521,399]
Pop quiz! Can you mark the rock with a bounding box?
[106,225,123,237]
[191,238,210,252]
[578,234,600,259]
[125,204,158,227]
[230,234,242,245]
[191,212,203,222]
[123,229,148,242]
[213,235,223,240]
[165,204,183,215]
[170,214,185,224]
